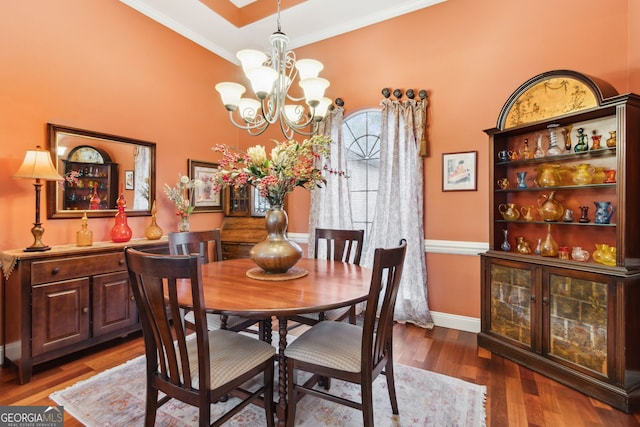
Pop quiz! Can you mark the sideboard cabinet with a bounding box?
[2,238,167,384]
[479,70,640,412]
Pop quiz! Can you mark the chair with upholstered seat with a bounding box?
[168,230,263,333]
[284,239,407,427]
[125,247,276,427]
[289,228,365,327]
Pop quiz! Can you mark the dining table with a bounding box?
[174,257,372,427]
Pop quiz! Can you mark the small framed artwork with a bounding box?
[124,170,135,190]
[442,151,478,192]
[188,159,223,213]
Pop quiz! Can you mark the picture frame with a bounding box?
[442,151,478,192]
[124,170,135,190]
[188,159,223,212]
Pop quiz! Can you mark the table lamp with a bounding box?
[12,146,64,251]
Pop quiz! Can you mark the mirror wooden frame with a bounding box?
[46,123,156,219]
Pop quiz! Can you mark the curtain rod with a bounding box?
[381,88,427,100]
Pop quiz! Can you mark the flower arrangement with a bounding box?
[164,175,202,231]
[212,135,341,208]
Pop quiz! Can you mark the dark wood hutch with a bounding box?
[478,69,640,412]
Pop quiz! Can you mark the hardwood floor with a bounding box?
[2,323,640,426]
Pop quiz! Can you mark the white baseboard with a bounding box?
[431,311,480,333]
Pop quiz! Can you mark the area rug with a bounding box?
[51,354,486,426]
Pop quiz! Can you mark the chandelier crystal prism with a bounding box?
[215,0,331,139]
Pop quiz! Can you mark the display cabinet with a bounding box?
[479,70,640,412]
[62,145,118,210]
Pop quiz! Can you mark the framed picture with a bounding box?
[442,151,477,192]
[188,159,223,212]
[124,170,134,190]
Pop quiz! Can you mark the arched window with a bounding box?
[342,108,381,235]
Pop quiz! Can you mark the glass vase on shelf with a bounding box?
[534,133,545,158]
[546,124,563,156]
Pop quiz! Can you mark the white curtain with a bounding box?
[361,98,433,329]
[308,106,354,257]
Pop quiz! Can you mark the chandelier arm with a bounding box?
[226,111,270,136]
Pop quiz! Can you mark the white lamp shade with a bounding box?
[313,97,332,120]
[215,82,246,110]
[236,49,267,74]
[246,66,278,99]
[284,104,304,123]
[295,59,324,80]
[299,77,330,107]
[13,147,64,181]
[239,98,262,122]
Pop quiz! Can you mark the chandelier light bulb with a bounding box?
[215,82,245,110]
[236,49,268,74]
[295,59,324,80]
[299,77,330,107]
[284,105,304,123]
[246,66,278,99]
[313,97,332,120]
[239,98,261,122]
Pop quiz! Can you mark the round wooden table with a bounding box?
[175,257,372,426]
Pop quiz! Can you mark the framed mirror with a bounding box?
[46,123,156,219]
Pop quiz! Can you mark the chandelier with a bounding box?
[215,0,331,139]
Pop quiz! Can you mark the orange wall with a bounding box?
[0,0,638,326]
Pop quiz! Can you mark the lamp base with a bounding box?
[24,245,51,252]
[25,222,51,252]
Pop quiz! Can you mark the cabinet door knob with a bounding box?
[51,267,60,275]
[82,307,89,313]
[530,295,536,302]
[118,259,125,265]
[542,297,549,304]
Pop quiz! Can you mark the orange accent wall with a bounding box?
[0,0,638,333]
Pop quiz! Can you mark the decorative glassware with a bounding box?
[578,206,590,223]
[516,236,531,254]
[111,184,132,243]
[606,130,617,148]
[591,131,602,150]
[521,138,534,159]
[574,127,589,152]
[593,201,615,224]
[89,182,100,210]
[571,246,590,262]
[534,133,545,158]
[76,211,93,247]
[145,201,163,240]
[563,125,573,151]
[516,171,528,189]
[500,229,511,252]
[540,224,558,257]
[537,190,564,221]
[546,124,563,156]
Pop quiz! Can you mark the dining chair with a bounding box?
[125,248,275,427]
[284,239,407,427]
[289,228,365,327]
[168,230,263,333]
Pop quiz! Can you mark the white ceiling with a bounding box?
[120,0,446,64]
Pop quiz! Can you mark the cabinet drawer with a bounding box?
[31,252,127,284]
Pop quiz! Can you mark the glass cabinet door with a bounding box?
[546,272,608,375]
[489,263,533,347]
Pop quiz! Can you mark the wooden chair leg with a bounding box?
[145,385,159,427]
[361,382,375,427]
[385,358,399,414]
